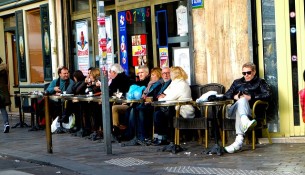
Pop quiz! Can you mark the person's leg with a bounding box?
[225,97,256,153]
[235,97,256,134]
[153,109,168,144]
[1,107,10,133]
[112,105,129,127]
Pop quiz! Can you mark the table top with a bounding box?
[11,93,44,98]
[151,100,192,107]
[48,95,144,103]
[195,100,234,106]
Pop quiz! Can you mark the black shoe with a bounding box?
[111,134,121,143]
[121,137,138,147]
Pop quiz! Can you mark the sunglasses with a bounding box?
[242,71,252,76]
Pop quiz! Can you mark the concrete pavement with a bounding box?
[0,114,304,175]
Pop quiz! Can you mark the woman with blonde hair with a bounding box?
[158,66,194,118]
[152,66,194,145]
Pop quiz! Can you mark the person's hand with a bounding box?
[95,80,101,87]
[54,86,61,93]
[158,94,166,99]
[234,91,240,100]
[242,93,251,101]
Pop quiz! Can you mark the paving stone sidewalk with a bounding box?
[0,114,304,175]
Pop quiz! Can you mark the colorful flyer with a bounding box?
[118,11,129,74]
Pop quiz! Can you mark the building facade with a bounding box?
[0,0,304,140]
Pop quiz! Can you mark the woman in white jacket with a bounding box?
[158,66,195,118]
[152,66,194,145]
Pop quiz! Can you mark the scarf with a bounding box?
[143,79,158,96]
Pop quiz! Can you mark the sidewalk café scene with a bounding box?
[1,0,305,174]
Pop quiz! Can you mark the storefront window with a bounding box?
[261,0,279,131]
[118,7,152,77]
[72,0,89,12]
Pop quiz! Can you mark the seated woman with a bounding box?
[153,66,195,145]
[124,67,162,145]
[85,68,103,139]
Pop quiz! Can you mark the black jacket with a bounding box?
[224,75,272,106]
[109,72,131,96]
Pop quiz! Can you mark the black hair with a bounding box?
[303,70,305,82]
[73,70,85,82]
[0,57,2,64]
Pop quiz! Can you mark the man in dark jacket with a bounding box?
[108,64,131,96]
[224,62,271,153]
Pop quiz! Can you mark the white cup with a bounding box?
[63,91,66,95]
[89,92,93,95]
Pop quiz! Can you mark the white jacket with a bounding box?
[160,79,195,118]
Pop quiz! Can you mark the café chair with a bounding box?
[222,100,272,150]
[173,83,225,148]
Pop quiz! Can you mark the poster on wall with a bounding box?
[76,20,90,76]
[131,34,147,67]
[118,11,129,74]
[159,47,169,68]
[176,5,188,35]
[173,47,191,84]
[105,15,114,66]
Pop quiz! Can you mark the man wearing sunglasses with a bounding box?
[224,62,271,153]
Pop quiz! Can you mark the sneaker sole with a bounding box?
[224,146,242,154]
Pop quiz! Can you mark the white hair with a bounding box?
[110,63,124,73]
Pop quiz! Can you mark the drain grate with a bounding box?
[164,166,299,175]
[105,157,153,167]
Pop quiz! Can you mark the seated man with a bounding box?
[112,65,150,141]
[45,66,75,120]
[224,62,271,153]
[108,63,131,96]
[126,67,163,145]
[46,66,74,95]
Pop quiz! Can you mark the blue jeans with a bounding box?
[0,107,9,125]
[227,97,251,135]
[128,104,153,141]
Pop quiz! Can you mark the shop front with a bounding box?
[68,0,194,82]
[0,0,49,111]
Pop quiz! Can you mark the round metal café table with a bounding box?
[151,100,192,153]
[196,100,234,155]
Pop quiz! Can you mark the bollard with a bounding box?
[44,95,53,153]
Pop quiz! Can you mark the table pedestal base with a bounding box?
[159,142,185,154]
[205,144,223,156]
[12,122,30,128]
[28,125,43,131]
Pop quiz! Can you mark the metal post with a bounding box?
[44,95,53,153]
[97,0,112,154]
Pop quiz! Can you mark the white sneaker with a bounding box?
[224,135,243,154]
[3,123,10,133]
[243,119,257,133]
